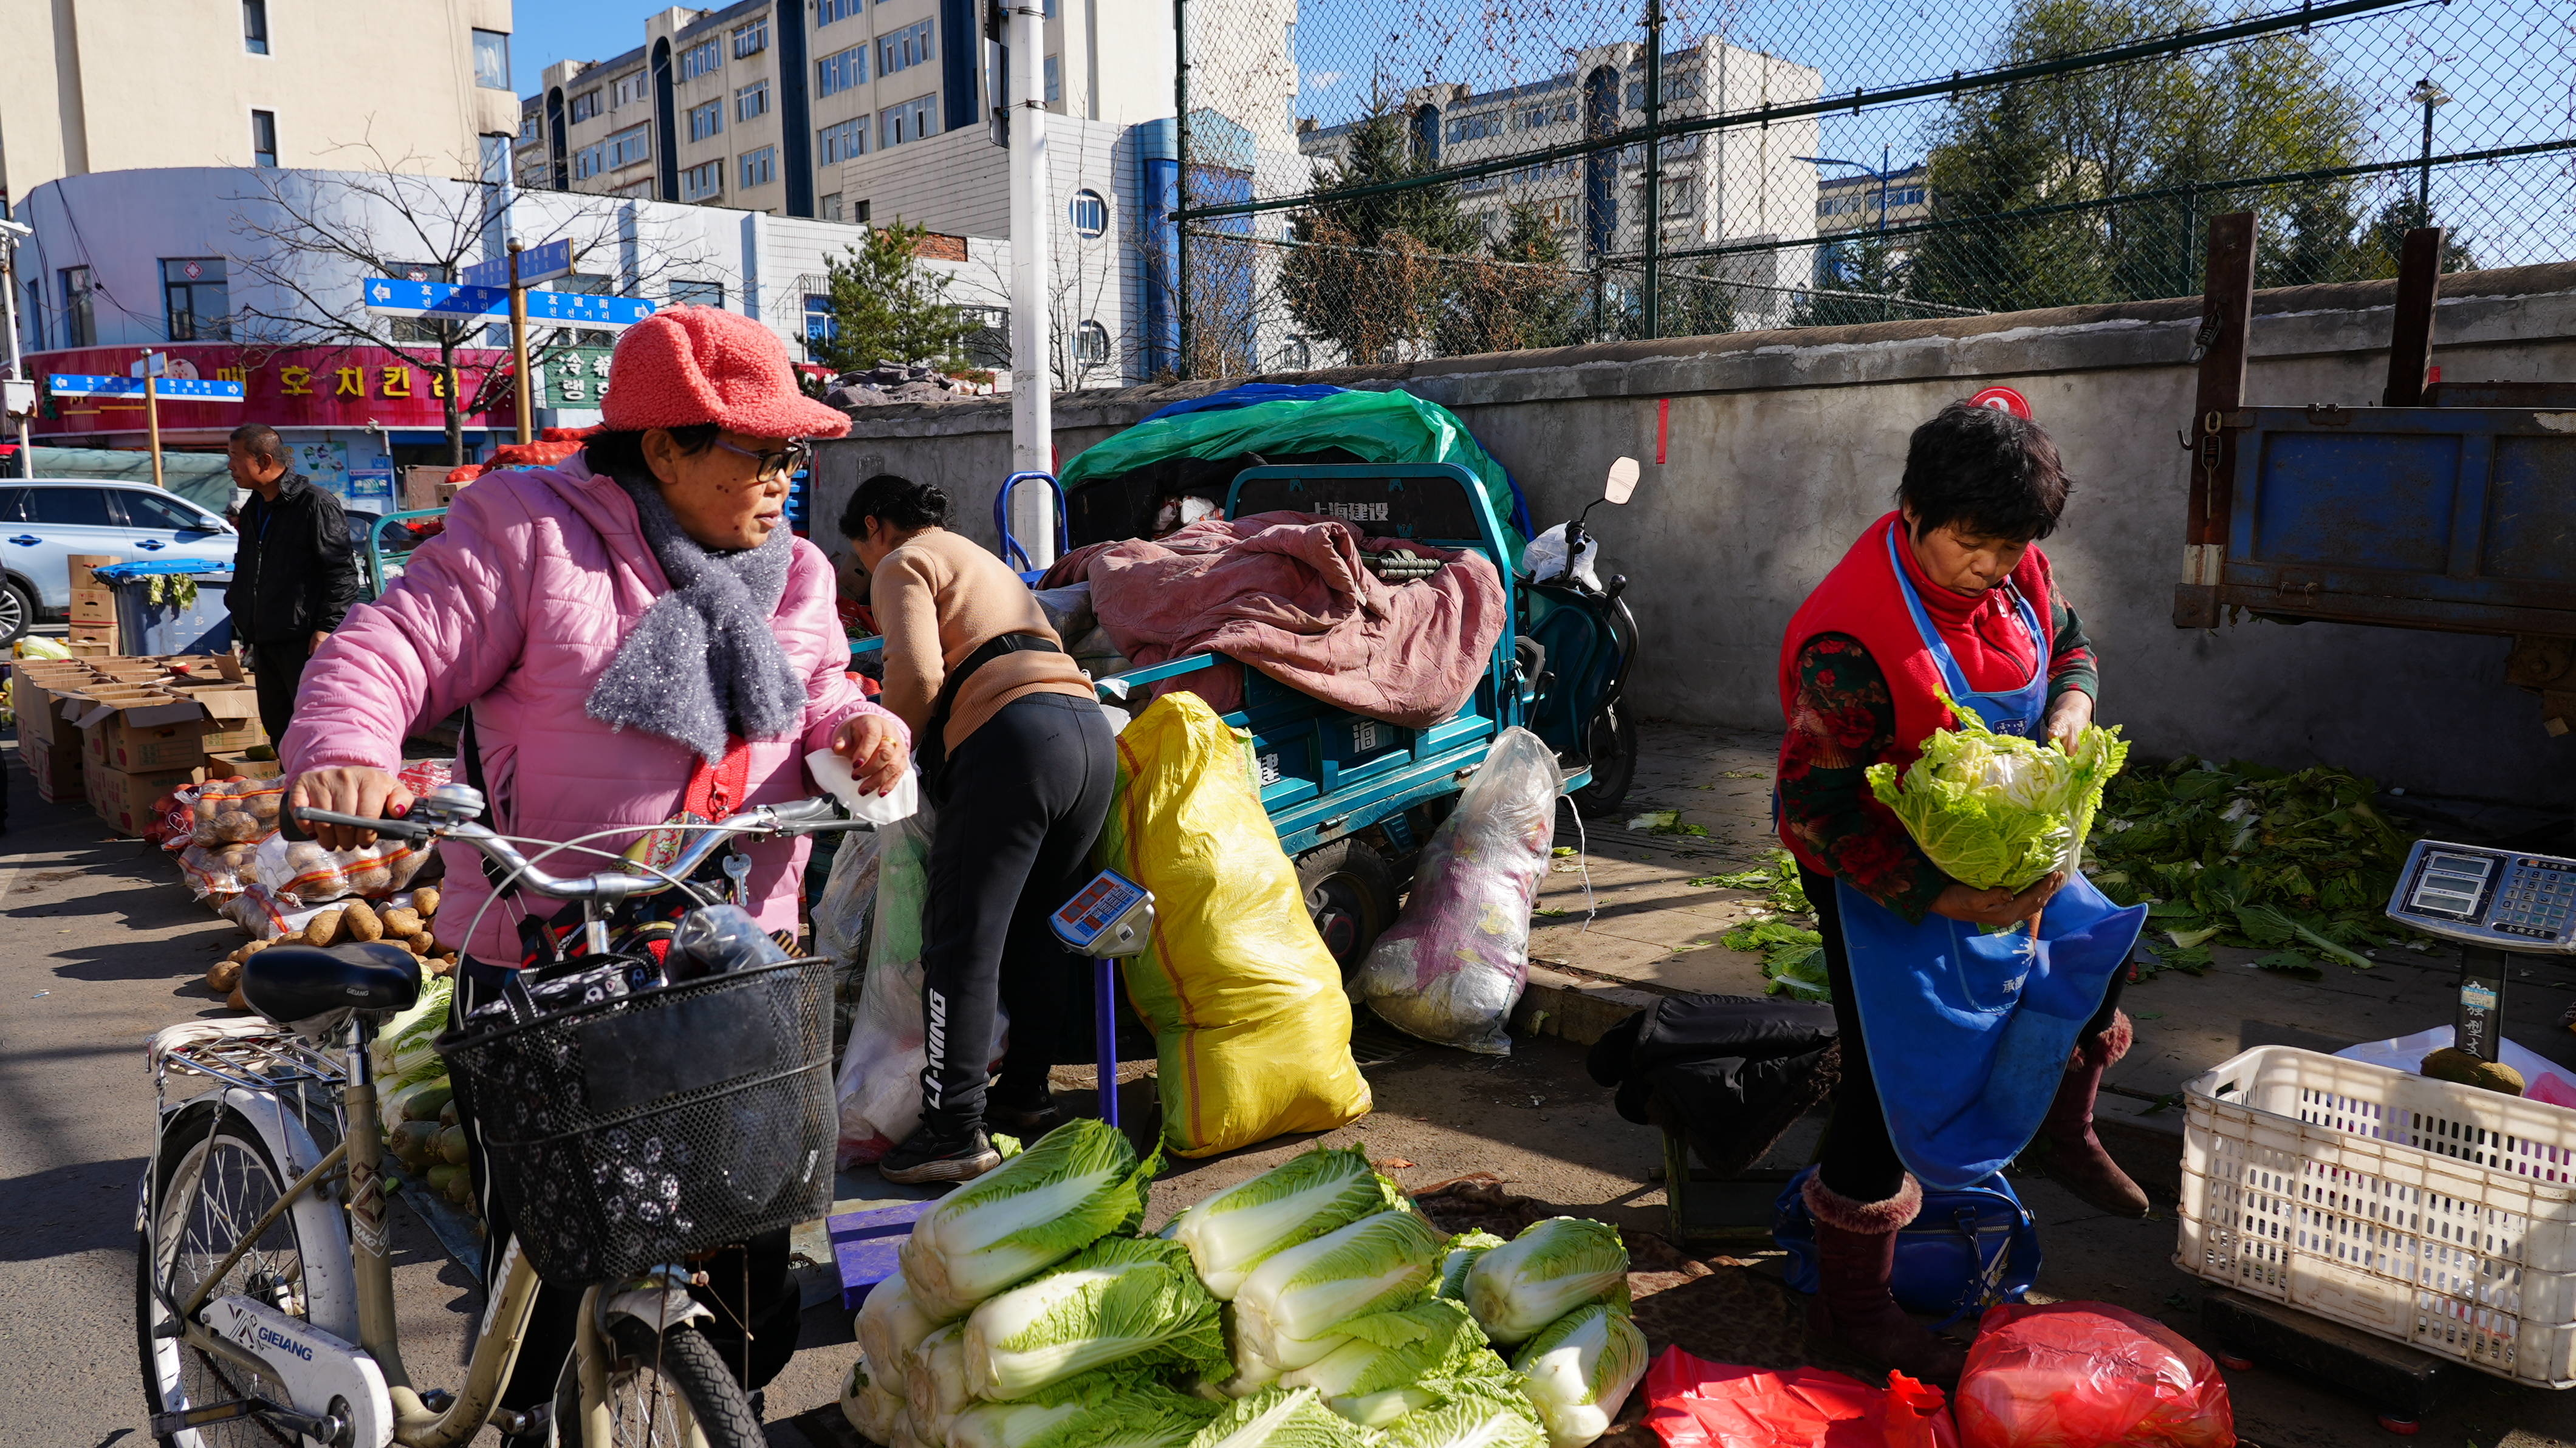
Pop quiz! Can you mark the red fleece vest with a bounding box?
[1773,512,2055,870]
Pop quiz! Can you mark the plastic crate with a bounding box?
[2175,1044,2576,1387]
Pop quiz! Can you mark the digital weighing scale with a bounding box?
[2385,839,2576,1066]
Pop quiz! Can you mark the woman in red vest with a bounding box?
[1775,401,2143,1382]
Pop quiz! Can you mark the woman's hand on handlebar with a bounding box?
[289,767,416,850]
[832,713,910,796]
[1928,872,2064,927]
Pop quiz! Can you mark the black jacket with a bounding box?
[1587,993,1841,1178]
[231,472,360,644]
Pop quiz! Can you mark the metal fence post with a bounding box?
[1173,0,1192,378]
[1642,0,1663,339]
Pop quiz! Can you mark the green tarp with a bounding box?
[21,446,235,515]
[1060,389,1526,559]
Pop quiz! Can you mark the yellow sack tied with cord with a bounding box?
[1095,692,1372,1156]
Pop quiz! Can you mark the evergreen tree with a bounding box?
[1283,104,1481,362]
[814,222,977,372]
[1440,202,1588,353]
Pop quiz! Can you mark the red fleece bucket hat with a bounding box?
[602,304,851,439]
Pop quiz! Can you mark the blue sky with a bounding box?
[511,1,679,95]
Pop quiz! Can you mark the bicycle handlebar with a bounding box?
[288,797,867,903]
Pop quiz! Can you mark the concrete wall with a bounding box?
[812,262,2576,804]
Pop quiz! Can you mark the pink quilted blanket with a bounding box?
[1044,510,1507,727]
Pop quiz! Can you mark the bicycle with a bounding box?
[136,780,865,1447]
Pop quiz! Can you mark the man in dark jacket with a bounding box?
[227,423,360,746]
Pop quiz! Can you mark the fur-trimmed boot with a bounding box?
[2033,1010,2151,1218]
[1803,1173,1969,1387]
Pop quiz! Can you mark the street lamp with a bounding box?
[1798,147,1902,242]
[2408,78,2450,230]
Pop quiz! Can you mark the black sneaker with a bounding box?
[987,1088,1066,1141]
[880,1118,1003,1185]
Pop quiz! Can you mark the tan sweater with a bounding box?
[870,528,1096,755]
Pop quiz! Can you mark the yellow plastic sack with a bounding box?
[1095,692,1371,1156]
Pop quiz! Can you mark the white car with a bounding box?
[0,479,238,644]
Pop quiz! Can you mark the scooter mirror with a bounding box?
[1604,456,1640,505]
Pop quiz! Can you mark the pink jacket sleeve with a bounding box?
[787,539,906,758]
[281,482,538,777]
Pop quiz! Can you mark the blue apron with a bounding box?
[1836,530,2146,1190]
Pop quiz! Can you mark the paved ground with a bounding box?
[13,717,2576,1446]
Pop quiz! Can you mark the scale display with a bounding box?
[2386,839,2576,952]
[1052,869,1156,958]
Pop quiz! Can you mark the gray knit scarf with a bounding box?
[586,473,807,763]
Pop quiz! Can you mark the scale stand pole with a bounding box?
[2456,944,2509,1064]
[1094,958,1120,1130]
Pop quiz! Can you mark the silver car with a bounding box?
[0,479,237,644]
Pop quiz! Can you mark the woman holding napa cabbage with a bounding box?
[1774,401,2146,1384]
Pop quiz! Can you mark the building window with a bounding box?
[1046,54,1061,105]
[733,18,769,58]
[473,29,511,90]
[570,89,602,123]
[879,21,933,77]
[162,258,230,341]
[60,267,95,347]
[817,44,868,96]
[820,193,844,220]
[250,110,278,167]
[1074,320,1110,367]
[1069,189,1106,236]
[820,0,862,23]
[680,161,724,202]
[855,199,871,222]
[736,79,771,121]
[1445,111,1502,143]
[671,279,726,309]
[607,123,651,169]
[681,38,721,80]
[1278,336,1312,371]
[575,142,608,179]
[881,93,937,148]
[243,0,269,53]
[965,308,1009,369]
[614,71,649,108]
[805,293,837,358]
[739,146,776,188]
[519,109,540,142]
[1522,100,1574,129]
[818,117,868,164]
[689,100,724,142]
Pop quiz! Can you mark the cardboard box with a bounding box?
[68,680,264,773]
[65,640,115,658]
[208,751,282,781]
[70,591,116,624]
[20,731,86,802]
[66,555,121,592]
[171,678,262,751]
[89,714,214,772]
[10,666,84,745]
[84,754,203,835]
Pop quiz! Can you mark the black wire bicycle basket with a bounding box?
[434,956,837,1286]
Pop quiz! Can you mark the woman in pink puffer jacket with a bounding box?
[283,306,906,1420]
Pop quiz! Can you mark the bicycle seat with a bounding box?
[243,942,422,1022]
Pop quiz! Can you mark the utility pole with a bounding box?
[508,239,533,445]
[1007,0,1056,567]
[141,350,165,490]
[0,220,30,477]
[2408,79,2450,230]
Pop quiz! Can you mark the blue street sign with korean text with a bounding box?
[49,374,245,401]
[362,278,654,330]
[461,237,576,291]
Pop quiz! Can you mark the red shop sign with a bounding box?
[29,342,517,435]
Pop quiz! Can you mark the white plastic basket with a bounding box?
[2176,1044,2576,1387]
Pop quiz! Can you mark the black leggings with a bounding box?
[919,692,1120,1125]
[1806,866,2125,1204]
[451,958,802,1412]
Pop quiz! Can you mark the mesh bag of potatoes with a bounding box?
[208,884,453,1007]
[253,832,431,904]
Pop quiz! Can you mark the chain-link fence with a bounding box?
[1159,0,2576,377]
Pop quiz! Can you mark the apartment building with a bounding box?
[1300,38,1822,326]
[0,0,522,215]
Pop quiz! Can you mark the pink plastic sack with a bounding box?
[1954,1303,2234,1448]
[1644,1345,1957,1448]
[1351,725,1559,1054]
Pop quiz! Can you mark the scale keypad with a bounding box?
[2490,860,2576,941]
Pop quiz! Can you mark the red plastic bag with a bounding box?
[1954,1302,2234,1448]
[1643,1345,1958,1448]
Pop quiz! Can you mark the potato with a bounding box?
[192,797,219,824]
[346,864,394,895]
[212,810,262,844]
[304,908,346,948]
[340,900,384,943]
[284,841,331,872]
[225,984,248,1012]
[379,907,422,938]
[427,955,456,978]
[206,958,242,993]
[402,931,436,956]
[413,887,441,918]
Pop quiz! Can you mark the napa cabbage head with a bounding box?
[1510,1304,1647,1448]
[949,1375,1221,1448]
[1172,1146,1407,1300]
[902,1119,1156,1321]
[1435,1232,1506,1302]
[1378,1378,1548,1448]
[1234,1209,1446,1370]
[858,1276,941,1394]
[1863,696,2129,892]
[1281,1297,1489,1426]
[962,1236,1228,1401]
[1461,1218,1629,1347]
[1185,1385,1380,1448]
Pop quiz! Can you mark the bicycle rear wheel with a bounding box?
[136,1105,323,1448]
[558,1321,764,1448]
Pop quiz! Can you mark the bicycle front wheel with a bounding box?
[559,1321,764,1448]
[135,1104,332,1448]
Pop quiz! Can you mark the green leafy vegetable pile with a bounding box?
[1697,848,1826,1000]
[2086,756,2420,978]
[1866,702,2130,893]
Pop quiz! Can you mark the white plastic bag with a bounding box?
[815,827,886,969]
[809,748,921,825]
[1352,728,1561,1054]
[1521,524,1600,592]
[831,799,1010,1165]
